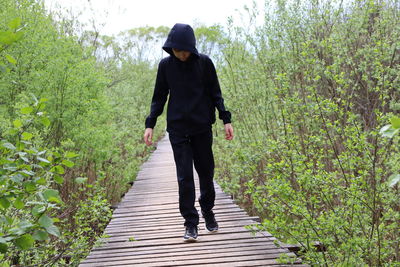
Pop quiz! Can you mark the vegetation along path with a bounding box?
[79,135,306,266]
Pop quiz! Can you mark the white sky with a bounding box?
[44,0,266,36]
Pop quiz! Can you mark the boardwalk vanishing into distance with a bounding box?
[80,135,306,267]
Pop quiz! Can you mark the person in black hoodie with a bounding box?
[144,23,234,242]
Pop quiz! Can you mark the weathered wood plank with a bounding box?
[81,248,291,265]
[105,219,259,234]
[89,238,280,257]
[80,253,296,267]
[86,241,281,259]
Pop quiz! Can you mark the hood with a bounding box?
[162,23,199,57]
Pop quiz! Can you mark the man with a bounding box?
[143,23,233,242]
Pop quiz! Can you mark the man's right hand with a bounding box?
[144,128,153,146]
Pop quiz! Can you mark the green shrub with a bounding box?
[213,0,400,265]
[0,99,68,265]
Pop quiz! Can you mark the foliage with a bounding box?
[381,116,400,187]
[213,0,400,265]
[0,0,163,265]
[0,100,66,264]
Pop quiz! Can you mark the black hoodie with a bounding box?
[145,23,231,135]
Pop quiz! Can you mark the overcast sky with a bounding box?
[44,0,266,36]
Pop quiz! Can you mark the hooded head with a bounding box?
[162,23,199,58]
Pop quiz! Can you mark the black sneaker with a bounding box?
[183,226,198,242]
[202,211,219,232]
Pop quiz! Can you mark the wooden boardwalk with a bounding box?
[80,135,305,267]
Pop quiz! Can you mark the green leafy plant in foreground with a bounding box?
[380,116,400,187]
[0,99,73,264]
[0,17,24,74]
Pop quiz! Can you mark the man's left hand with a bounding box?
[224,123,234,140]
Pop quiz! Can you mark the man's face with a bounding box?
[172,48,191,62]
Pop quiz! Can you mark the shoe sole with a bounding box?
[183,237,198,243]
[205,224,218,233]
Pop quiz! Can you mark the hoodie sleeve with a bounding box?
[205,56,232,124]
[145,60,169,129]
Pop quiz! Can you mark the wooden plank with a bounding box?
[92,233,272,251]
[116,198,235,208]
[111,206,247,218]
[80,253,292,267]
[113,201,237,214]
[105,219,255,232]
[105,215,258,227]
[101,230,273,244]
[101,226,270,243]
[81,247,289,265]
[86,241,282,259]
[105,219,259,234]
[88,238,281,258]
[107,213,256,226]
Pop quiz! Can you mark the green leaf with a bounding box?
[388,173,400,187]
[20,170,34,176]
[5,54,16,65]
[0,197,10,210]
[18,220,33,230]
[13,119,22,128]
[8,18,21,30]
[65,152,79,158]
[20,106,33,114]
[0,31,15,45]
[2,142,16,150]
[11,174,24,183]
[40,117,51,127]
[0,64,7,73]
[24,181,36,192]
[29,96,38,108]
[391,116,400,129]
[55,165,65,174]
[13,198,24,209]
[14,31,24,41]
[32,230,49,241]
[75,177,87,184]
[35,177,46,185]
[32,205,46,217]
[4,165,17,171]
[37,150,46,156]
[380,124,399,138]
[43,189,62,203]
[62,160,74,168]
[9,226,25,236]
[15,234,34,250]
[37,156,50,163]
[38,215,53,228]
[17,151,27,157]
[21,132,33,140]
[0,242,8,253]
[54,175,64,185]
[45,224,60,237]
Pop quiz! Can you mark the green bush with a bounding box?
[0,1,163,265]
[213,0,400,265]
[0,99,68,265]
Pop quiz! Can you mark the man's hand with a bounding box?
[144,128,153,146]
[224,123,234,140]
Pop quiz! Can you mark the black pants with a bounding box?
[169,129,215,227]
